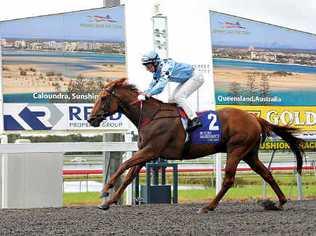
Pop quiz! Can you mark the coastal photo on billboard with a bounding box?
[0,7,125,104]
[210,11,316,131]
[0,7,127,131]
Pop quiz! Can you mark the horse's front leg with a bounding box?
[99,163,144,210]
[99,148,155,208]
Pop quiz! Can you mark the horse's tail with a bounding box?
[256,117,305,175]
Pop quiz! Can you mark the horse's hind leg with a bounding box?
[198,150,242,214]
[243,154,287,209]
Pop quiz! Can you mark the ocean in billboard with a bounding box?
[0,7,126,105]
[210,11,316,107]
[2,49,125,103]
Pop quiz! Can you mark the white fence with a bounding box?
[0,139,138,209]
[0,142,138,153]
[1,137,310,208]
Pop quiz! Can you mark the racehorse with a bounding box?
[88,78,304,213]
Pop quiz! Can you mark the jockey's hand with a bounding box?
[137,94,146,101]
[144,93,151,98]
[138,93,151,101]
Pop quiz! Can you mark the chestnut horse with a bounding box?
[88,78,304,213]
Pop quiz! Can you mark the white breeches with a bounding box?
[169,71,204,119]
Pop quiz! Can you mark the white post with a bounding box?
[124,131,133,205]
[262,180,267,198]
[0,41,7,208]
[152,7,171,99]
[215,153,222,194]
[1,134,8,208]
[296,172,303,200]
[123,0,214,109]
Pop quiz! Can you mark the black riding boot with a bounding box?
[187,117,202,131]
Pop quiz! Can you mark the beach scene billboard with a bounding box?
[210,11,316,131]
[0,7,127,131]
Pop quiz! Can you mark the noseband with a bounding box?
[98,88,143,127]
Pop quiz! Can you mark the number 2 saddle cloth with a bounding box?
[178,108,222,145]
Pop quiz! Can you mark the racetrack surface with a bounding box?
[0,200,315,235]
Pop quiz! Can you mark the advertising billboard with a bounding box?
[210,11,316,131]
[0,7,127,131]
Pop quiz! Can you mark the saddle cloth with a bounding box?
[178,108,222,144]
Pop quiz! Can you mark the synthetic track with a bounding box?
[1,200,316,235]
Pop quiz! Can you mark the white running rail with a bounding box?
[0,142,138,154]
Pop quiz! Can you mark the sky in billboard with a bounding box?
[0,7,125,42]
[0,7,126,131]
[210,11,316,131]
[210,11,316,50]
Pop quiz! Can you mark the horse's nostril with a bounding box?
[87,117,101,127]
[87,118,94,125]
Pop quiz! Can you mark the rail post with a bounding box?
[102,133,124,204]
[1,134,8,208]
[215,153,222,194]
[124,131,133,205]
[296,171,303,200]
[262,149,276,198]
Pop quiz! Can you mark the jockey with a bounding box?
[138,51,204,131]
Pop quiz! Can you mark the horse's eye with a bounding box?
[101,96,107,101]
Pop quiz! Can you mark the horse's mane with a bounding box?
[122,83,164,104]
[121,83,139,93]
[105,78,165,105]
[105,78,138,92]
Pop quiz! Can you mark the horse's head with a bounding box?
[88,78,127,127]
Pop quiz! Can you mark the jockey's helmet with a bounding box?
[141,51,160,66]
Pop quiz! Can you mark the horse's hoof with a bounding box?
[260,199,282,211]
[277,205,284,211]
[100,192,109,198]
[197,208,208,214]
[197,207,213,214]
[280,198,287,206]
[98,204,110,211]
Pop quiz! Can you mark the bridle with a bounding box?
[99,90,114,118]
[99,87,144,129]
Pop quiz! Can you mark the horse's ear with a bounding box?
[116,78,128,86]
[103,78,128,91]
[99,88,108,97]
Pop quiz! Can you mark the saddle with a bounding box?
[159,104,222,145]
[140,101,221,145]
[178,108,222,145]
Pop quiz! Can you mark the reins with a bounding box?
[103,87,180,130]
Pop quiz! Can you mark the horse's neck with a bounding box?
[116,91,159,126]
[118,93,177,126]
[118,93,141,126]
[149,98,178,111]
